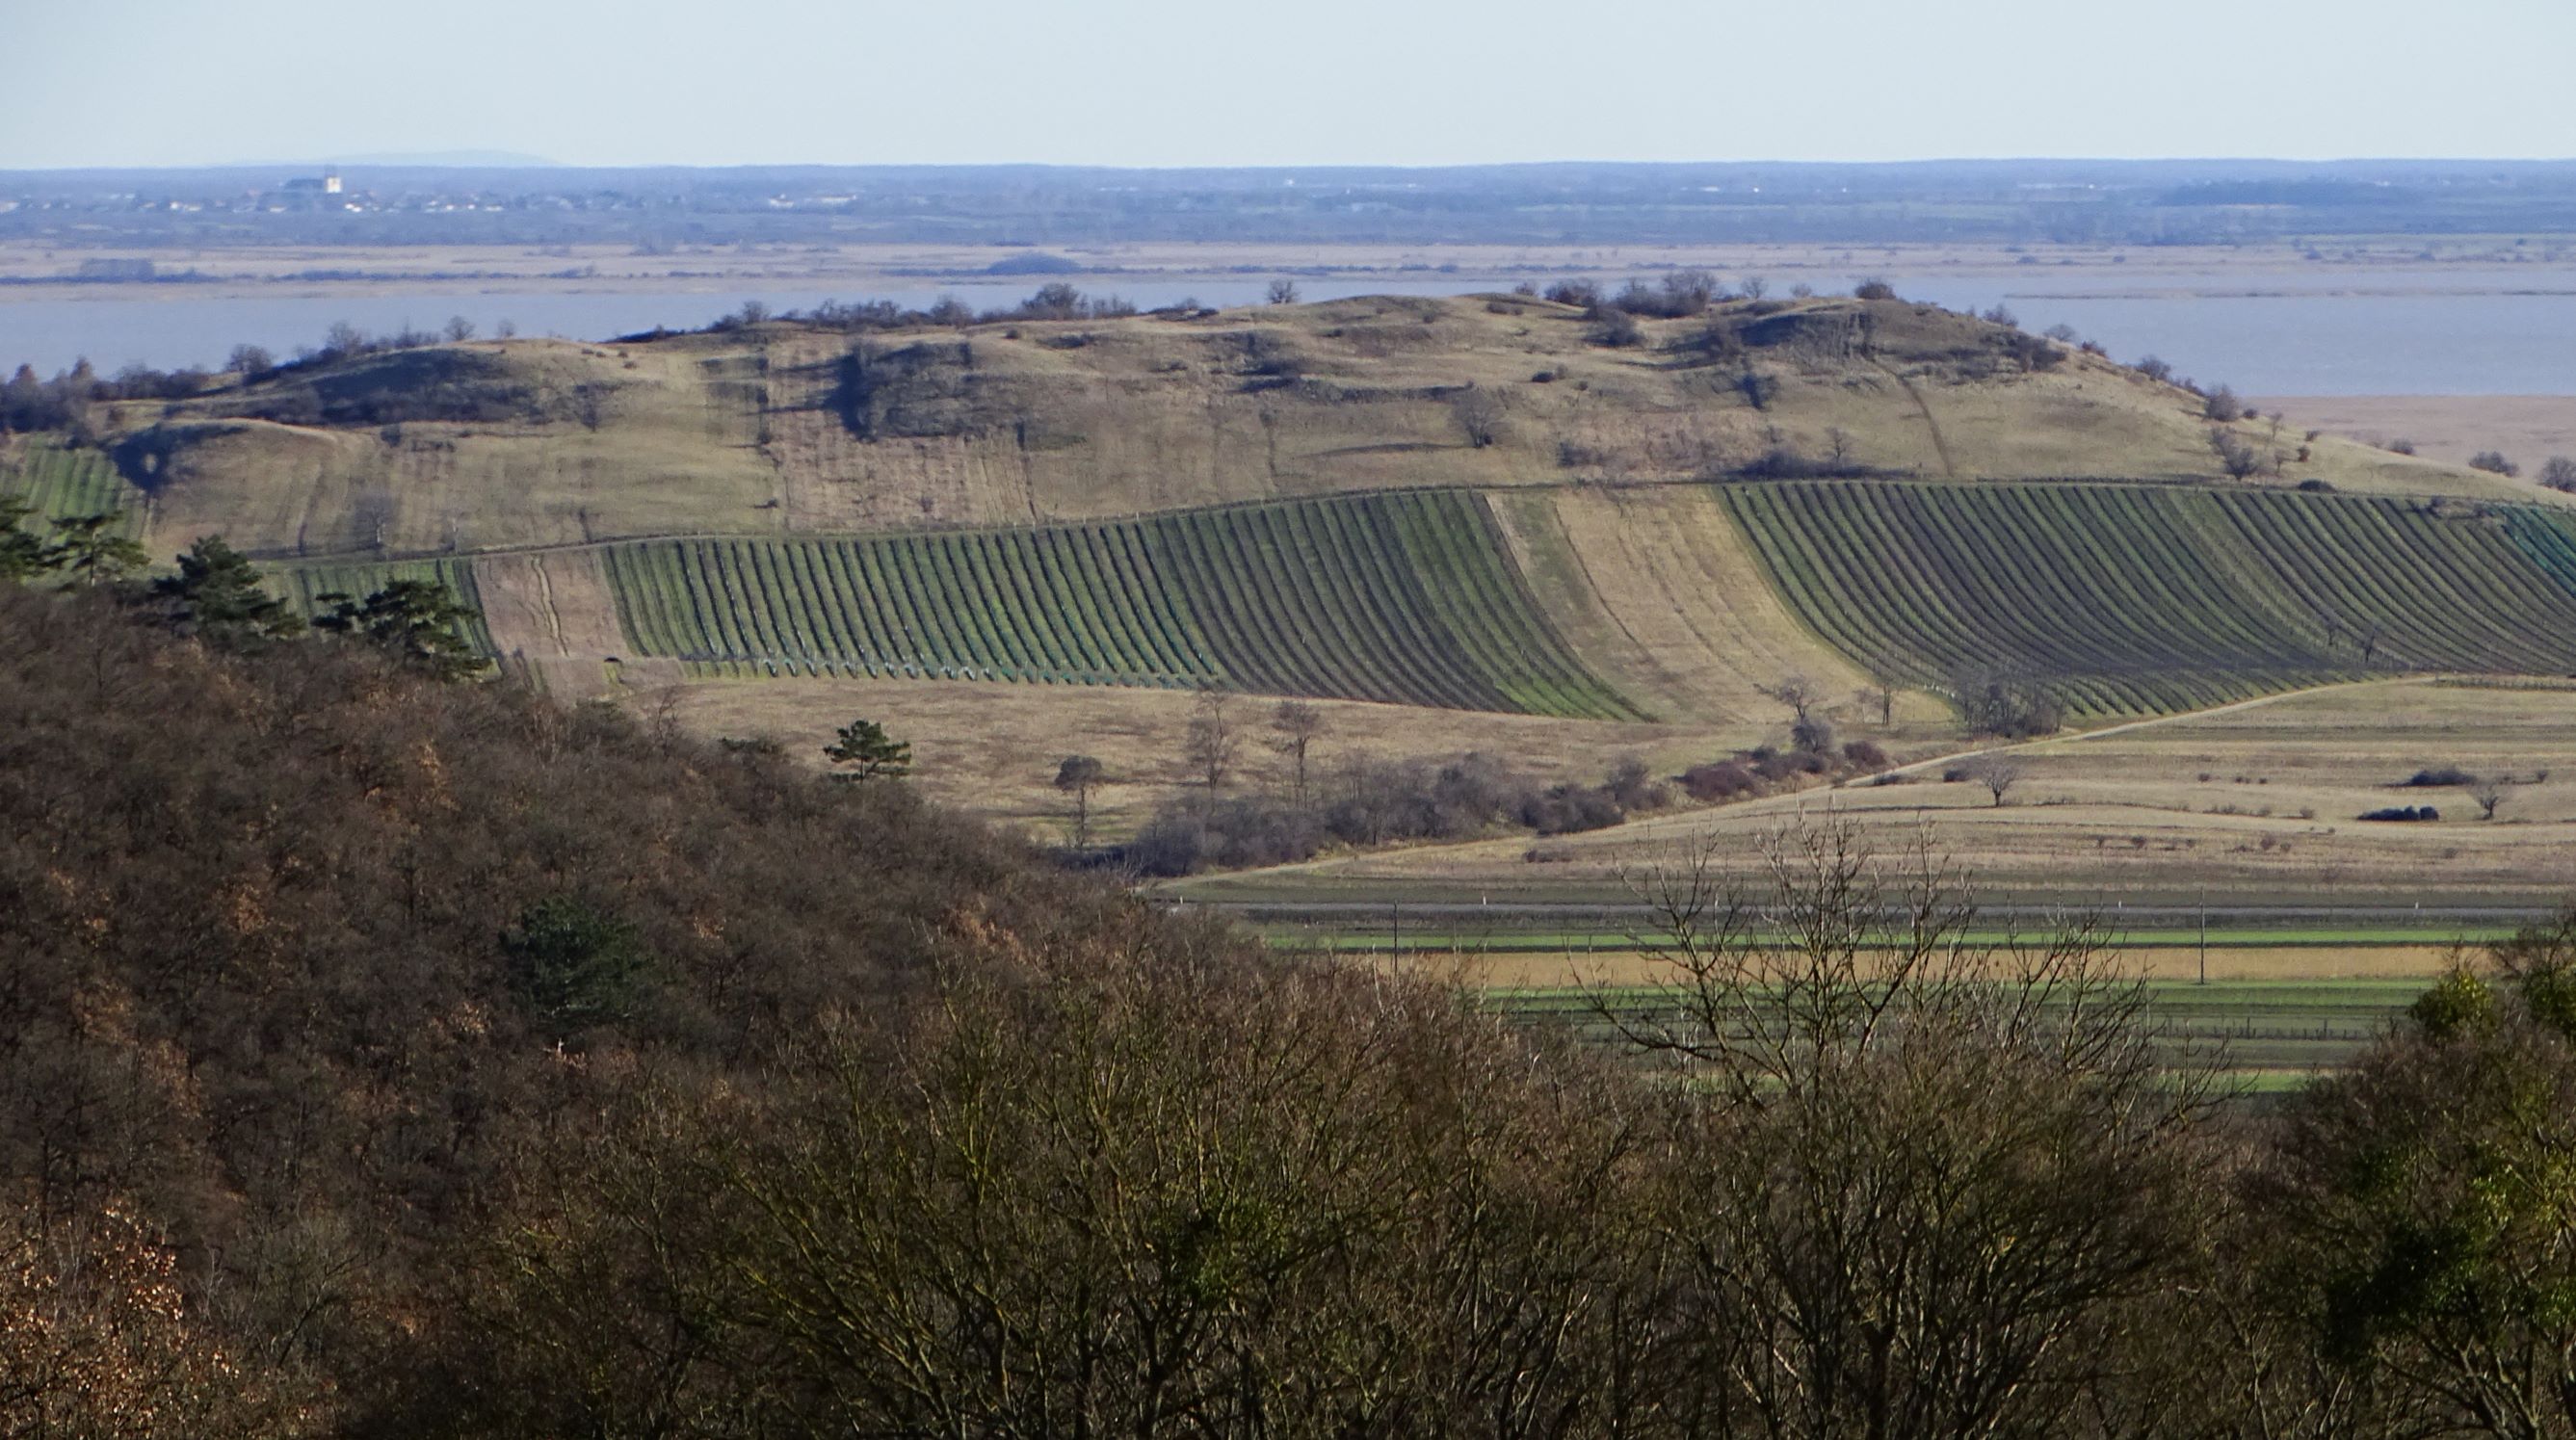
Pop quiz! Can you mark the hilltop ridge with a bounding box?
[41,290,2537,565]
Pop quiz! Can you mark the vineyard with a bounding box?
[0,440,145,532]
[1722,482,2576,716]
[2504,507,2576,595]
[600,490,1643,720]
[275,559,498,655]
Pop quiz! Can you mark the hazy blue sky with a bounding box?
[6,0,2572,170]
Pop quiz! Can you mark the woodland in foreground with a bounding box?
[7,540,2576,1438]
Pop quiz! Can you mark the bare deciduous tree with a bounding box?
[1451,387,1506,449]
[1857,662,1899,728]
[1758,674,1819,723]
[2470,774,2511,821]
[1962,754,2025,806]
[1265,278,1300,305]
[1184,689,1240,790]
[1053,754,1107,848]
[2211,427,2263,480]
[1594,819,2218,1438]
[1269,699,1327,802]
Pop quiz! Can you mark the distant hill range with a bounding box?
[7,158,2576,248]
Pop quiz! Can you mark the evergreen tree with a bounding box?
[151,536,302,643]
[311,579,486,681]
[824,718,912,781]
[0,496,47,582]
[43,511,148,589]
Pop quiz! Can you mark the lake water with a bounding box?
[4,270,2573,395]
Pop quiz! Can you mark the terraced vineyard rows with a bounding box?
[601,491,1643,720]
[1722,482,2576,716]
[2504,507,2576,595]
[276,560,497,654]
[0,441,145,532]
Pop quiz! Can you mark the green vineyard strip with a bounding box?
[1722,481,2576,717]
[0,441,147,536]
[593,492,1636,719]
[2504,509,2576,598]
[274,558,496,655]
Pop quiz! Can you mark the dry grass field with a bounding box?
[91,293,2529,566]
[1488,485,1941,724]
[127,339,779,558]
[641,673,1772,843]
[2254,395,2576,476]
[1184,680,2576,908]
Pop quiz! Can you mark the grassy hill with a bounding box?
[25,292,2548,568]
[17,293,2576,831]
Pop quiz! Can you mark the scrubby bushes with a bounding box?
[1952,671,2066,738]
[1121,751,1677,876]
[1679,737,1889,804]
[2360,804,2441,822]
[2470,450,2521,477]
[1681,759,1759,801]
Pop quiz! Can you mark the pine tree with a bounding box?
[151,537,302,643]
[312,579,486,681]
[824,719,912,781]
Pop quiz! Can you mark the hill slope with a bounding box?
[255,481,2576,725]
[28,292,2546,566]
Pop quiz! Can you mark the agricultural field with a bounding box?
[1242,906,2463,1085]
[598,489,1643,720]
[1485,977,2432,1088]
[655,674,1734,842]
[0,438,145,531]
[273,558,498,654]
[1184,680,2576,911]
[1723,482,2576,716]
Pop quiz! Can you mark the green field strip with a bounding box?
[1295,500,1451,707]
[1388,493,1552,713]
[2504,509,2576,599]
[1722,482,2576,719]
[1433,495,1636,720]
[587,492,1641,717]
[273,557,495,654]
[0,442,148,537]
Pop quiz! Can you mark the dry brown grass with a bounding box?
[2253,396,2576,498]
[102,296,2523,565]
[632,673,1772,844]
[1217,681,2576,907]
[125,338,779,559]
[478,549,625,658]
[1491,484,1944,724]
